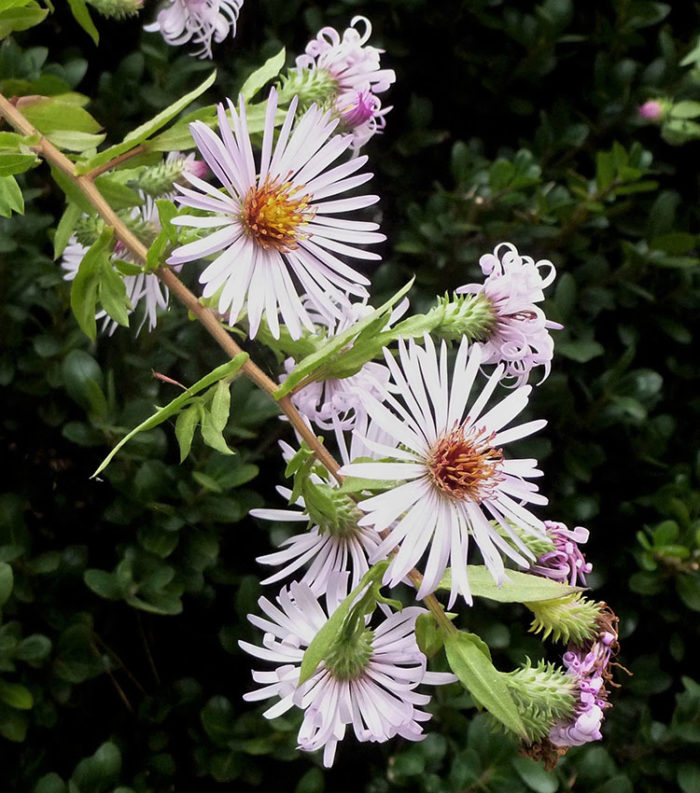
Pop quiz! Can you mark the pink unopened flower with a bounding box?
[167,88,384,340]
[638,100,664,121]
[239,578,454,767]
[144,0,243,59]
[339,335,548,606]
[456,242,561,387]
[531,521,593,586]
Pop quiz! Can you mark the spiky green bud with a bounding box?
[527,594,601,644]
[138,158,186,198]
[505,659,576,742]
[276,67,339,112]
[427,292,496,343]
[86,0,142,19]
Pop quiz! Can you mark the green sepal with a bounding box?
[276,279,414,399]
[239,48,286,101]
[444,630,528,739]
[76,70,217,175]
[298,561,389,686]
[437,565,582,603]
[92,353,248,476]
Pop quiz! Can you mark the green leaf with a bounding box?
[84,569,122,600]
[93,353,248,476]
[77,71,217,175]
[0,679,34,710]
[0,561,13,606]
[145,199,178,270]
[298,561,389,685]
[65,0,99,44]
[671,101,700,119]
[276,279,414,399]
[70,742,122,792]
[415,612,445,657]
[444,630,527,738]
[50,166,94,214]
[209,380,231,432]
[0,2,48,37]
[512,756,559,793]
[437,566,581,603]
[0,175,24,217]
[0,152,39,177]
[239,48,286,101]
[33,772,67,793]
[200,407,234,456]
[70,227,114,340]
[53,202,83,259]
[21,97,102,135]
[175,404,199,462]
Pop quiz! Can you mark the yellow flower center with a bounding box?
[427,425,503,502]
[241,176,313,252]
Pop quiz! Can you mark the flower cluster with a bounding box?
[59,16,618,769]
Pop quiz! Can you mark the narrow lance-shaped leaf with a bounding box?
[298,561,389,685]
[77,70,217,175]
[92,353,249,477]
[437,566,582,603]
[239,48,286,101]
[276,279,414,399]
[444,630,528,738]
[70,227,114,340]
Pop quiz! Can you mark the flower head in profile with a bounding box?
[61,199,174,335]
[457,242,561,386]
[144,0,243,59]
[530,521,593,586]
[549,606,619,748]
[239,577,454,767]
[340,335,548,605]
[168,88,384,339]
[293,17,396,151]
[250,442,381,596]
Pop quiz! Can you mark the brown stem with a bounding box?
[84,143,147,180]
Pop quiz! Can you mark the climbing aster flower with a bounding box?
[144,0,243,59]
[294,17,395,151]
[456,242,561,387]
[168,89,384,339]
[61,199,174,335]
[339,335,548,606]
[239,578,454,766]
[251,442,381,595]
[530,521,593,586]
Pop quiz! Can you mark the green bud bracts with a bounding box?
[277,67,339,112]
[427,292,496,342]
[527,594,601,644]
[86,0,142,19]
[505,659,576,741]
[325,628,374,680]
[303,482,364,537]
[138,158,186,198]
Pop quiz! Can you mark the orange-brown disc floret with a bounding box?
[241,176,313,252]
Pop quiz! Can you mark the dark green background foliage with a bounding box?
[2,0,700,790]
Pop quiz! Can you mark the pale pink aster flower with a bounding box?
[251,441,381,596]
[296,17,395,152]
[61,199,175,335]
[144,0,243,59]
[167,88,384,340]
[339,335,548,606]
[239,578,454,767]
[456,242,562,387]
[530,521,593,586]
